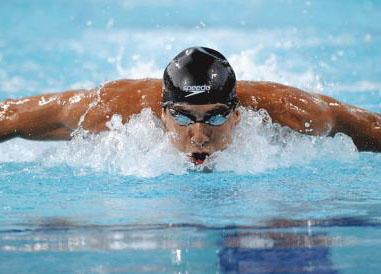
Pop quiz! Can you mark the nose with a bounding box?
[190,123,210,147]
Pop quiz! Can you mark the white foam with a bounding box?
[0,108,357,178]
[211,107,357,174]
[42,109,192,177]
[0,139,57,163]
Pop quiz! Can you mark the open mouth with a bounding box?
[190,152,209,165]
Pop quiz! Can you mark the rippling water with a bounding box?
[0,1,381,273]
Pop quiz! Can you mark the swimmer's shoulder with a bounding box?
[236,81,290,108]
[97,78,162,116]
[237,80,305,97]
[236,80,323,109]
[101,78,162,94]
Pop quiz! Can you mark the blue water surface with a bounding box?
[0,1,381,273]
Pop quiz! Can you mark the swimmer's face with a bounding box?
[161,103,240,164]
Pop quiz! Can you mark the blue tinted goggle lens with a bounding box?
[172,113,194,126]
[168,108,232,126]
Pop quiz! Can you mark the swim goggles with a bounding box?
[166,105,234,126]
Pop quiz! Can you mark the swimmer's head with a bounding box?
[162,46,238,107]
[161,47,241,164]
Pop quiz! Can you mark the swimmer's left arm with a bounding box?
[237,81,380,152]
[319,94,381,152]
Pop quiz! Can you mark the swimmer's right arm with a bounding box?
[0,79,162,142]
[0,89,98,142]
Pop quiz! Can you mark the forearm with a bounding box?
[321,95,381,152]
[0,90,94,142]
[336,108,381,152]
[0,95,67,141]
[0,113,18,142]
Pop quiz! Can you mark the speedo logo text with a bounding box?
[183,85,211,97]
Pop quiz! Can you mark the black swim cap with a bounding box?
[163,47,237,107]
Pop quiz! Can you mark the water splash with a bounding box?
[211,107,357,174]
[0,107,357,177]
[44,109,192,177]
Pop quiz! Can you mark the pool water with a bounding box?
[1,1,381,273]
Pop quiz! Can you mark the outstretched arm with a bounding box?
[0,79,162,142]
[0,89,97,142]
[237,81,381,152]
[320,94,381,151]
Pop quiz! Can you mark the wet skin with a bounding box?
[161,103,241,164]
[0,79,380,152]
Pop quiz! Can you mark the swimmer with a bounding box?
[0,47,380,164]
